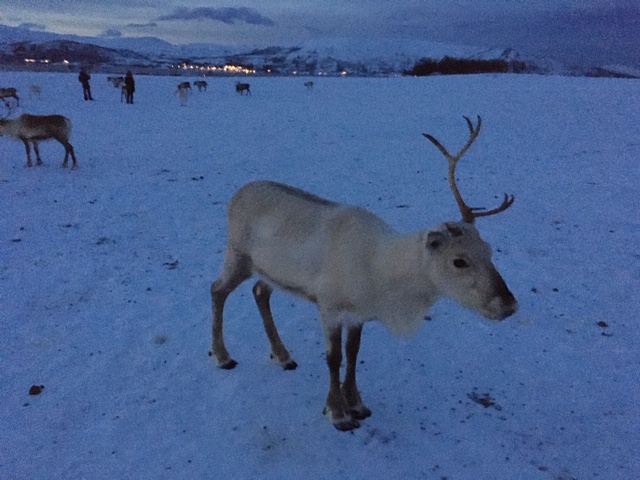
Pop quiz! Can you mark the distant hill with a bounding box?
[0,39,153,68]
[0,24,634,78]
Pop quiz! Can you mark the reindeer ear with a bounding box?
[426,231,447,250]
[445,222,464,237]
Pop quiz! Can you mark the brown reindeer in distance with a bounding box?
[194,80,208,92]
[235,82,251,95]
[0,114,77,168]
[177,82,192,94]
[176,82,192,106]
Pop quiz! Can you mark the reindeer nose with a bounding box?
[500,301,518,320]
[485,292,517,321]
[499,291,518,320]
[490,270,518,319]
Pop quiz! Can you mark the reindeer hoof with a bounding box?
[333,418,360,431]
[323,408,361,431]
[282,360,298,371]
[269,353,298,370]
[350,405,372,420]
[219,359,238,370]
[209,351,238,369]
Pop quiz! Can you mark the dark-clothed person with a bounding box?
[78,69,93,101]
[124,71,135,104]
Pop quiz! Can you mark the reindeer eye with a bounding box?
[453,259,469,269]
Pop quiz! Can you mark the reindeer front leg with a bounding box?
[322,320,360,431]
[21,138,33,167]
[210,281,237,369]
[253,280,297,370]
[209,254,251,369]
[342,324,371,420]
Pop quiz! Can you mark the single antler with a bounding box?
[423,115,514,223]
[0,97,13,119]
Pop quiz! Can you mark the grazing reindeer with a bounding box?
[209,116,517,431]
[235,82,251,95]
[304,81,314,90]
[177,81,192,94]
[0,114,77,168]
[106,77,127,102]
[194,80,208,92]
[107,76,125,88]
[0,87,20,107]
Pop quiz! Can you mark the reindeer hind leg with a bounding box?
[32,141,42,166]
[69,143,77,168]
[64,142,77,168]
[253,280,297,370]
[55,136,76,168]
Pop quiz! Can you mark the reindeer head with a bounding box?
[423,116,517,321]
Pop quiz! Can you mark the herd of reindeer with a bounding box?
[0,78,316,169]
[1,75,517,431]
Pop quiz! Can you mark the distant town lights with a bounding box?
[24,58,68,64]
[178,63,256,74]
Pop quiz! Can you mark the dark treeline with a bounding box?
[405,56,530,76]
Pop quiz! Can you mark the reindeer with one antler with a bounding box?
[209,116,517,430]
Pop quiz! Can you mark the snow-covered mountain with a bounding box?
[221,38,527,76]
[0,24,630,77]
[0,24,529,76]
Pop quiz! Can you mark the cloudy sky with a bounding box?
[2,0,638,67]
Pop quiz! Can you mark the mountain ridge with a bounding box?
[1,24,637,78]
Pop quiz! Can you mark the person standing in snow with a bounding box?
[78,68,93,101]
[124,71,135,104]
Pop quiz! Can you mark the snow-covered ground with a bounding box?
[1,71,638,480]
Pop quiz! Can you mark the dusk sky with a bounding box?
[2,1,638,67]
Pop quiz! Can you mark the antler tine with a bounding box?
[423,115,514,223]
[1,97,12,119]
[421,116,480,163]
[469,193,515,218]
[458,115,481,161]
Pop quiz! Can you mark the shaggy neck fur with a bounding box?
[368,232,439,337]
